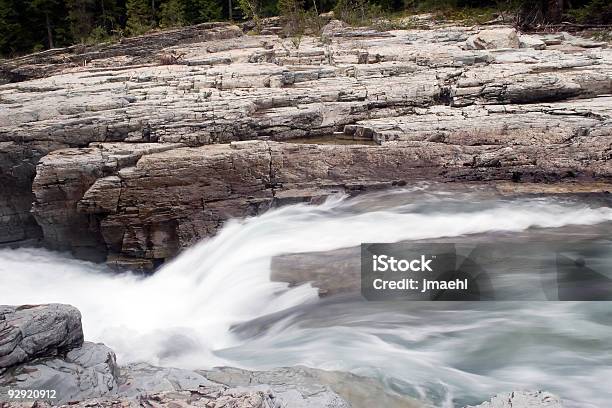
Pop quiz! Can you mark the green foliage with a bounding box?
[28,0,68,48]
[334,0,381,25]
[1,0,611,57]
[237,0,260,20]
[402,0,515,24]
[85,25,118,44]
[567,0,612,25]
[126,0,154,35]
[184,0,223,23]
[303,8,325,33]
[278,0,303,18]
[403,0,456,12]
[66,0,95,42]
[0,0,29,56]
[434,6,497,24]
[590,31,612,42]
[277,0,324,38]
[279,0,303,34]
[0,0,72,55]
[159,0,187,27]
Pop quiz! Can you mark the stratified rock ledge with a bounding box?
[1,20,610,266]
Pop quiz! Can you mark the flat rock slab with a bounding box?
[1,362,355,407]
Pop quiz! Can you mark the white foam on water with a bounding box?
[1,190,611,407]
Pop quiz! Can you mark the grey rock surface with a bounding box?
[0,22,243,83]
[117,362,218,396]
[0,305,119,403]
[1,388,281,407]
[1,354,353,407]
[466,391,563,408]
[117,364,353,408]
[0,342,120,404]
[519,35,547,50]
[464,27,520,50]
[199,366,419,408]
[0,305,83,372]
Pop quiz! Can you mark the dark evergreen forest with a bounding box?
[1,0,610,57]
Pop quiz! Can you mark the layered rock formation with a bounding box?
[0,304,83,372]
[0,23,243,83]
[0,304,119,402]
[0,21,610,266]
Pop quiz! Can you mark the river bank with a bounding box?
[0,18,610,269]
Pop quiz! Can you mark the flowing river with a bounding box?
[1,185,611,408]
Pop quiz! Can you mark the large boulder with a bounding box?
[465,28,520,49]
[0,304,120,404]
[0,304,83,372]
[519,34,547,50]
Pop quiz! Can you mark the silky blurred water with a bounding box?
[1,186,611,407]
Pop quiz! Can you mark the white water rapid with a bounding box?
[1,187,611,407]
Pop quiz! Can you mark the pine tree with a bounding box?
[185,0,222,23]
[66,0,96,42]
[545,0,564,22]
[0,0,29,56]
[126,0,154,34]
[29,0,63,49]
[158,0,186,27]
[98,0,123,31]
[65,0,122,43]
